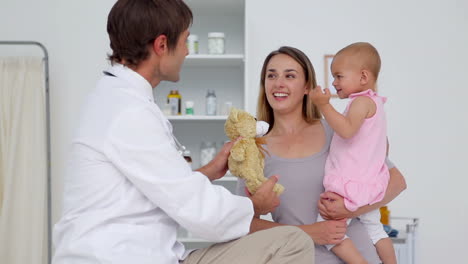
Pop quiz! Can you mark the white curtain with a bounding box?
[0,57,48,264]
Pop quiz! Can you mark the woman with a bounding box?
[236,46,406,263]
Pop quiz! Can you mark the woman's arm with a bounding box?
[318,167,407,219]
[250,217,347,245]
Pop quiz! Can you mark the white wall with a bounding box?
[0,0,116,224]
[1,0,467,263]
[246,0,468,263]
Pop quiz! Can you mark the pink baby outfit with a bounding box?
[323,89,389,212]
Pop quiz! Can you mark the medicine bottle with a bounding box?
[167,89,182,115]
[208,32,225,54]
[185,101,194,115]
[380,206,390,225]
[186,34,199,54]
[205,89,217,116]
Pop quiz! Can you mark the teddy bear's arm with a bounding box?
[230,143,246,162]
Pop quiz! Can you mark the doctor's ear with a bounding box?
[152,35,168,56]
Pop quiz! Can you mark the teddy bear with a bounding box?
[224,107,284,195]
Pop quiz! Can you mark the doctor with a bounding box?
[52,0,314,263]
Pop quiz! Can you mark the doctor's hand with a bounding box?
[318,192,354,220]
[249,176,281,217]
[197,139,239,181]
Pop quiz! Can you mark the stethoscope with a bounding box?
[103,70,187,156]
[171,133,187,156]
[103,70,116,77]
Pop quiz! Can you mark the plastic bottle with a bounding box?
[205,89,217,116]
[167,89,182,115]
[186,34,199,54]
[185,101,194,115]
[380,206,390,225]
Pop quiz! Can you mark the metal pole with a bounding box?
[0,41,51,264]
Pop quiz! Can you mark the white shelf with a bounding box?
[188,0,244,15]
[173,1,245,251]
[184,54,244,67]
[166,115,228,121]
[391,236,406,244]
[215,176,238,182]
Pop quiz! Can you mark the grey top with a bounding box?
[236,120,395,264]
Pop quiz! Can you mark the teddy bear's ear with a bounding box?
[228,107,239,123]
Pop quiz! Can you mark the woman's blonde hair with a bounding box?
[257,46,321,131]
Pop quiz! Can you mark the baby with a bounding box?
[311,42,397,264]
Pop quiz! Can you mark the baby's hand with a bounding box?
[310,85,331,107]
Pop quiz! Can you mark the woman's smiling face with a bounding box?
[264,54,308,114]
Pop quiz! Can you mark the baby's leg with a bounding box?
[375,238,397,264]
[359,210,397,264]
[332,238,368,264]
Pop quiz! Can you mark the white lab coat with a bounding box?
[52,64,254,264]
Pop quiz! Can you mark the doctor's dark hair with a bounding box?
[107,0,193,67]
[257,46,322,130]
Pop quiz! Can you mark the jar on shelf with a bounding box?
[200,141,217,167]
[186,34,199,54]
[208,32,225,55]
[221,101,233,115]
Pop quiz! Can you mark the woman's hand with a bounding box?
[319,167,407,220]
[300,220,347,245]
[318,192,355,220]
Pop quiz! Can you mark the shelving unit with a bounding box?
[390,217,419,264]
[184,54,244,67]
[154,0,245,112]
[214,175,237,182]
[154,0,246,165]
[166,115,228,121]
[153,0,246,249]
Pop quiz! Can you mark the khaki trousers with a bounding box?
[181,226,314,264]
